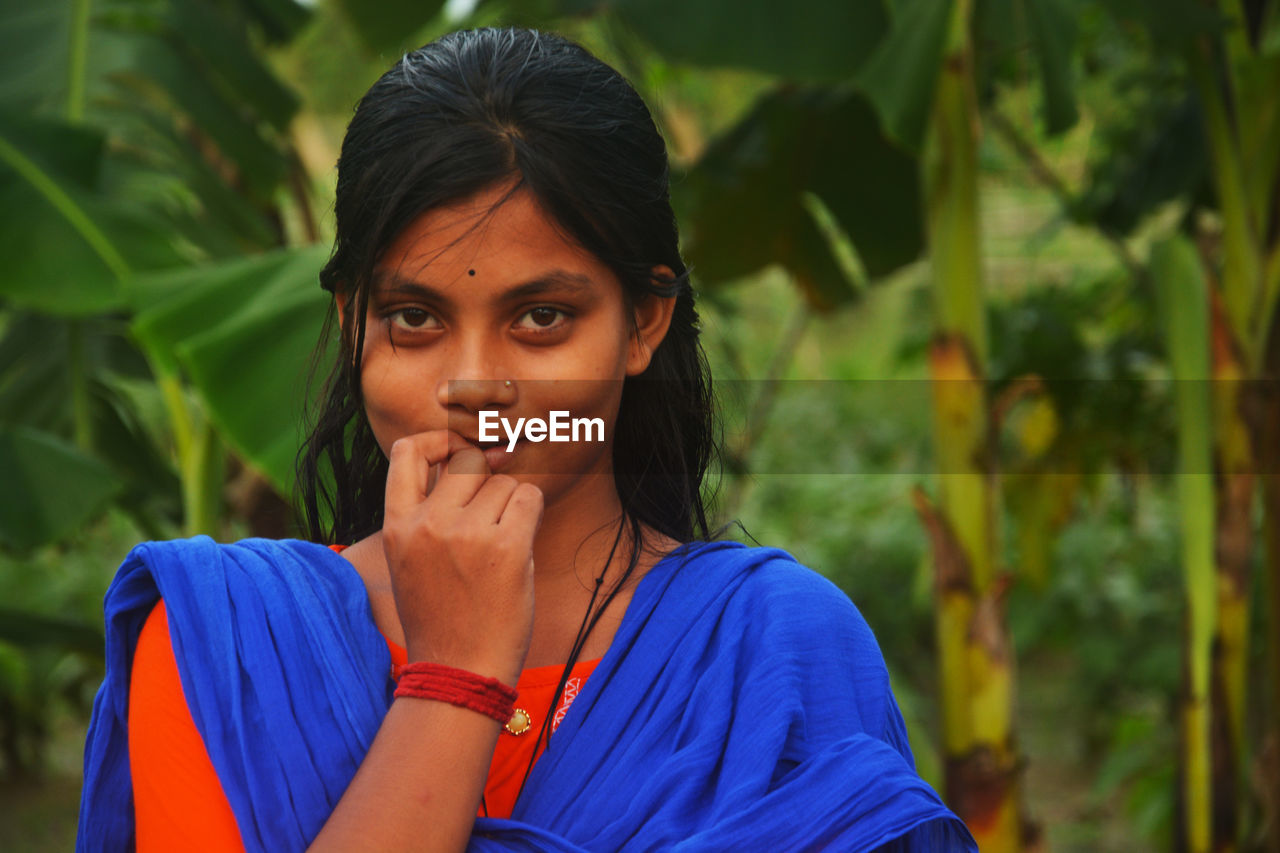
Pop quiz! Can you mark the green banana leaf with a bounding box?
[0,426,122,551]
[131,245,334,493]
[857,0,953,150]
[680,86,922,309]
[0,112,131,314]
[336,0,450,53]
[575,0,889,82]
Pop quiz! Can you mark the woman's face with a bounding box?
[348,183,669,504]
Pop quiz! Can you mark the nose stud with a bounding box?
[504,380,512,388]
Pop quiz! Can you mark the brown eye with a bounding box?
[390,308,439,331]
[515,307,569,332]
[529,307,559,326]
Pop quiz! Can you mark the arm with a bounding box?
[308,432,542,852]
[307,697,502,850]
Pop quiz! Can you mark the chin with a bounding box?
[509,453,617,504]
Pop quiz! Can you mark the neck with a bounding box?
[520,471,678,669]
[528,474,629,596]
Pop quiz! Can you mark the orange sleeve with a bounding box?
[129,599,246,852]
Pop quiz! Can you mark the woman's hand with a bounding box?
[382,430,544,685]
[309,431,543,852]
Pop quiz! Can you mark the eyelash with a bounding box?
[388,307,439,332]
[384,306,571,336]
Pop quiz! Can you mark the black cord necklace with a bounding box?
[480,517,639,816]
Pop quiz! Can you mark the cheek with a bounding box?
[359,354,439,449]
[539,380,625,439]
[359,382,401,454]
[579,319,634,379]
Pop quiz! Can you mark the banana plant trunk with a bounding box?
[1190,9,1280,844]
[1209,287,1253,853]
[914,1,1026,849]
[1257,314,1280,853]
[1154,237,1217,853]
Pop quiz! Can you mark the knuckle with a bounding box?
[382,525,405,551]
[420,513,447,541]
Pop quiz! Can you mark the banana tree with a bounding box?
[0,0,316,773]
[0,0,315,545]
[1059,2,1280,846]
[919,0,1025,846]
[1189,6,1280,847]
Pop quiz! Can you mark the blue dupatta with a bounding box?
[78,537,975,852]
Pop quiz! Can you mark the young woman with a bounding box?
[78,27,977,852]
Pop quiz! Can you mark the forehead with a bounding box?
[375,184,615,292]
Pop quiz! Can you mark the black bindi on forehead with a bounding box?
[468,269,476,276]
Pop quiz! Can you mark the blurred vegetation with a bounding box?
[2,0,1279,851]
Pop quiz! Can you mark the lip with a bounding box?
[482,444,511,473]
[458,436,513,473]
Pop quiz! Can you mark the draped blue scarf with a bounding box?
[78,536,975,852]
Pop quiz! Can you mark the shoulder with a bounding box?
[114,535,389,725]
[675,540,897,735]
[124,535,341,569]
[679,540,878,649]
[738,545,863,615]
[115,535,384,672]
[112,536,355,599]
[104,536,373,669]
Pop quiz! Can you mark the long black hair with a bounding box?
[296,27,718,549]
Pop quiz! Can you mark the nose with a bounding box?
[439,377,517,414]
[435,334,517,415]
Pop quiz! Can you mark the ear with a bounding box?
[625,266,679,376]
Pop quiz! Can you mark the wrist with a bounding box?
[402,642,523,686]
[393,661,518,725]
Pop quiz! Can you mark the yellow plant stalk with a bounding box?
[1189,12,1280,844]
[917,0,1026,848]
[1154,236,1217,853]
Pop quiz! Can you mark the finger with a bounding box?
[428,446,492,508]
[425,432,474,495]
[463,474,520,525]
[496,482,544,542]
[385,431,469,518]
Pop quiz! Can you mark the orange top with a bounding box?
[129,600,599,850]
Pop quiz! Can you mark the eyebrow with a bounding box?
[372,269,595,306]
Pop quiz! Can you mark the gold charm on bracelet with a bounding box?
[504,707,532,735]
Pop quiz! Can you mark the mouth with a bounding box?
[457,434,514,473]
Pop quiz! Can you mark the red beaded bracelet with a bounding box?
[393,661,518,725]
